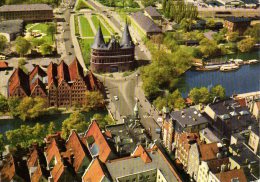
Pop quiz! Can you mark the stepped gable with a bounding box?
[84,120,112,163]
[29,65,47,95]
[120,23,134,48]
[8,68,30,96]
[69,58,84,81]
[91,26,106,49]
[65,130,91,172]
[57,60,70,85]
[47,62,58,87]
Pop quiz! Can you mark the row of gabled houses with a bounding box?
[0,119,183,182]
[8,58,102,107]
[160,93,260,182]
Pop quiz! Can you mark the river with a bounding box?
[180,51,260,97]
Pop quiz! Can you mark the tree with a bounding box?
[61,111,89,138]
[210,85,225,100]
[206,19,215,29]
[244,24,260,42]
[8,97,21,117]
[15,36,31,57]
[189,87,210,104]
[0,35,7,52]
[18,58,28,74]
[108,0,115,7]
[40,43,53,56]
[47,122,56,135]
[0,134,4,155]
[199,38,219,58]
[84,91,104,110]
[0,94,8,113]
[227,31,239,42]
[47,24,56,41]
[151,34,164,50]
[17,97,47,121]
[153,89,185,110]
[237,37,255,53]
[5,123,46,148]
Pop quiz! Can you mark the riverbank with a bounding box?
[180,63,260,97]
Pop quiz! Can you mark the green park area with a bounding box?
[76,13,115,66]
[76,0,93,10]
[79,16,94,37]
[91,15,111,36]
[26,23,55,45]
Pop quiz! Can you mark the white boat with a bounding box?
[248,59,259,64]
[220,64,239,72]
[233,59,243,65]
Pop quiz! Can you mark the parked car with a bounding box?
[114,96,119,101]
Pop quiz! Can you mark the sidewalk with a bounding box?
[70,14,87,71]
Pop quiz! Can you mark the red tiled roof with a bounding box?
[132,145,152,163]
[82,159,106,182]
[69,58,84,81]
[199,142,219,161]
[0,155,15,181]
[0,61,8,68]
[27,149,39,168]
[87,71,98,90]
[66,130,90,172]
[57,60,70,85]
[215,169,247,182]
[45,140,64,182]
[29,65,46,82]
[177,132,199,151]
[207,157,230,174]
[8,68,30,96]
[84,120,112,163]
[236,98,247,107]
[47,62,57,87]
[104,131,112,138]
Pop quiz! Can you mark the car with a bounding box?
[114,96,119,101]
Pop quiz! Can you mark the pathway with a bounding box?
[70,14,87,71]
[97,16,112,35]
[85,14,97,34]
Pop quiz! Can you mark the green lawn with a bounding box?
[79,15,94,37]
[99,16,116,34]
[26,23,55,45]
[76,0,93,10]
[91,15,110,36]
[79,38,94,65]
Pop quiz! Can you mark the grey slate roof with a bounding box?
[0,19,23,34]
[91,26,106,49]
[120,23,134,48]
[106,148,179,181]
[225,16,251,23]
[131,11,162,33]
[170,107,209,128]
[0,4,52,12]
[144,6,162,18]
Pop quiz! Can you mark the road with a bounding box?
[86,0,159,139]
[95,70,161,140]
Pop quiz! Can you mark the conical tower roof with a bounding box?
[121,23,134,48]
[92,26,106,49]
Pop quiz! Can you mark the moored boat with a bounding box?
[220,64,239,72]
[248,59,259,64]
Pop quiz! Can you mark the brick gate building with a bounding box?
[90,24,135,73]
